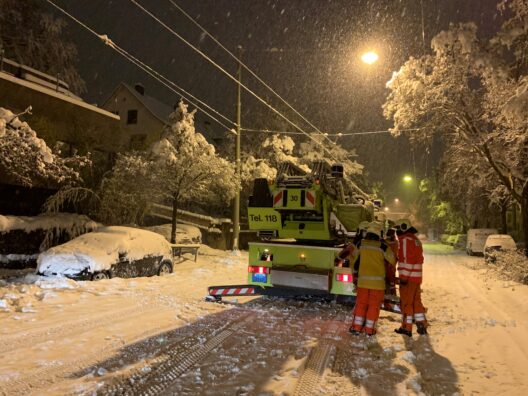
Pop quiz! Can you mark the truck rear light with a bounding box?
[248,266,269,274]
[336,273,352,283]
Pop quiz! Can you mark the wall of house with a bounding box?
[102,85,166,150]
[0,73,121,154]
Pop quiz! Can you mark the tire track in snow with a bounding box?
[0,320,178,396]
[0,305,152,354]
[293,311,359,396]
[99,305,262,396]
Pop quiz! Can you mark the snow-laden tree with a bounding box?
[0,107,88,188]
[97,154,154,225]
[384,1,528,253]
[298,133,363,177]
[149,101,237,243]
[0,0,85,94]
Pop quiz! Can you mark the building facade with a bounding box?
[102,83,173,150]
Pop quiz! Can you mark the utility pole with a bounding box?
[232,48,242,250]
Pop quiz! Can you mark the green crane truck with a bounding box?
[207,161,400,313]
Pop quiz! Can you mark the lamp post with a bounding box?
[232,49,242,251]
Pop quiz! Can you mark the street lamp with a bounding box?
[403,175,413,183]
[361,51,379,65]
[394,198,399,203]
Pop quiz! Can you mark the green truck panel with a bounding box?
[247,207,281,230]
[247,242,356,296]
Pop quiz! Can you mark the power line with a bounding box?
[241,127,421,136]
[167,0,338,148]
[128,0,346,166]
[45,0,236,132]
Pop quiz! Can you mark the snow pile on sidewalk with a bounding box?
[490,250,528,284]
[37,226,172,276]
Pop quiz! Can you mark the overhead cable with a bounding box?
[167,0,338,147]
[128,0,344,165]
[45,0,235,132]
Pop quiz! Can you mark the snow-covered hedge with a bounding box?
[0,213,98,268]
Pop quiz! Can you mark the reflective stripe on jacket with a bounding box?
[351,239,396,290]
[397,232,424,283]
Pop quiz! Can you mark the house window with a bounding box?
[127,109,138,124]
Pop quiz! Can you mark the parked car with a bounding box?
[466,228,498,256]
[484,234,517,263]
[37,226,174,280]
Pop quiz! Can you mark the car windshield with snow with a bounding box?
[36,226,173,280]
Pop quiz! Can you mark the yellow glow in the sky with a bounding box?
[361,51,379,64]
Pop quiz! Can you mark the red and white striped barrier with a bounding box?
[208,286,256,297]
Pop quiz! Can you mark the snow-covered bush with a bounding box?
[0,107,88,188]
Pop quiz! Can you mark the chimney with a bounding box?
[134,83,145,95]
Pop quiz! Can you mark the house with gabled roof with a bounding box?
[102,82,174,150]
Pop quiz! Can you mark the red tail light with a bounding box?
[336,273,352,283]
[248,266,270,274]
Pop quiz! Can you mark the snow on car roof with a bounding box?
[487,234,515,239]
[37,226,172,276]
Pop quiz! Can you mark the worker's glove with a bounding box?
[399,278,408,286]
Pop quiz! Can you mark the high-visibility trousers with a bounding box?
[352,288,385,335]
[399,281,427,331]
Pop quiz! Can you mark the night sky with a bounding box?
[47,0,504,198]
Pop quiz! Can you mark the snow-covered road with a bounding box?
[0,243,527,395]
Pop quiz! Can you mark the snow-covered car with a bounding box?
[36,226,174,280]
[466,228,498,255]
[483,234,517,263]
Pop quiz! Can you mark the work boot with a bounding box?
[394,327,412,337]
[416,323,428,335]
[348,327,361,336]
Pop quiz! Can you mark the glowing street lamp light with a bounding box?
[384,207,389,212]
[403,175,413,183]
[361,51,379,65]
[394,198,400,203]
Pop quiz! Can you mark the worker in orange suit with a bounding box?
[335,221,369,330]
[383,228,399,296]
[348,222,396,336]
[394,219,427,337]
